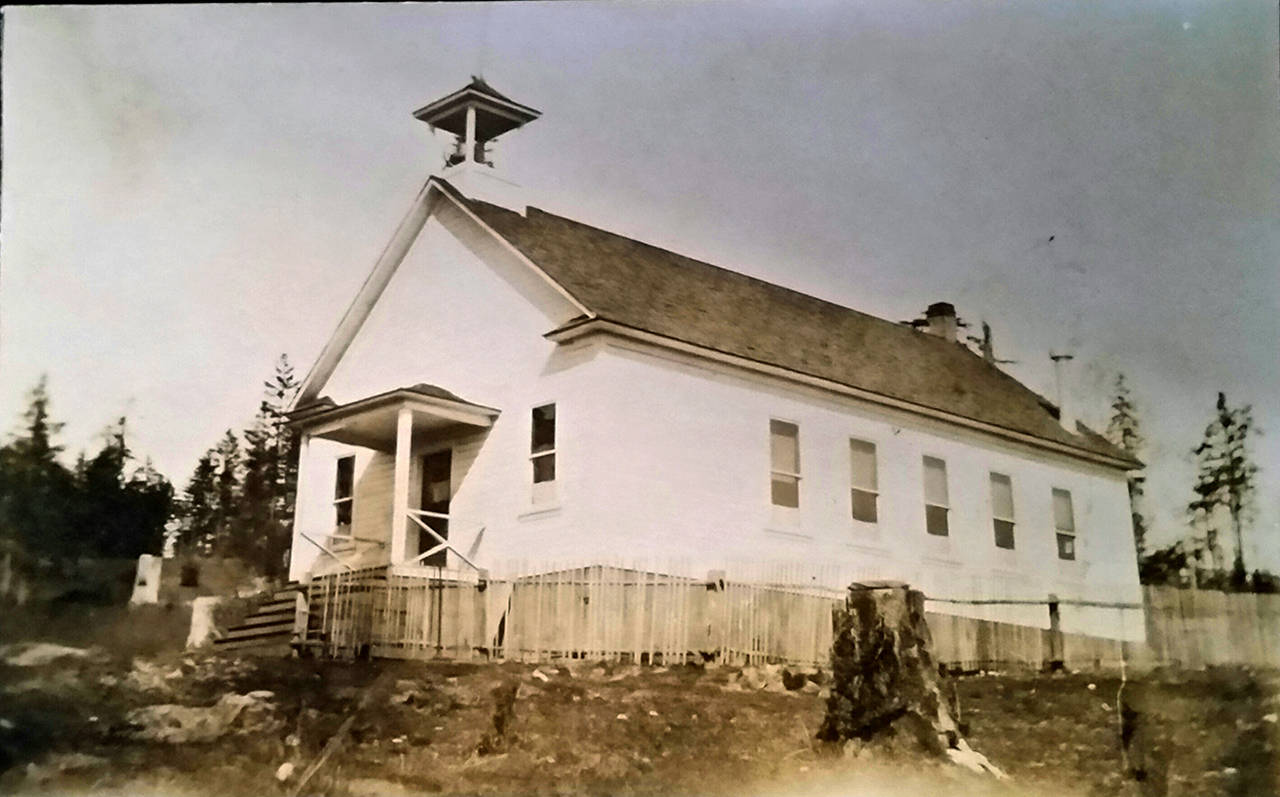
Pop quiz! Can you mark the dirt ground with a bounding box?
[1,638,1276,797]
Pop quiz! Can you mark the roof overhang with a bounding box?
[413,89,541,140]
[546,318,1141,473]
[288,387,500,452]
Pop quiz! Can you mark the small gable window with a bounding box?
[1053,488,1076,561]
[923,456,949,536]
[334,455,355,533]
[990,472,1016,550]
[770,420,800,508]
[531,404,557,484]
[849,439,878,523]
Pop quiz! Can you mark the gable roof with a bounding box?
[432,178,1137,469]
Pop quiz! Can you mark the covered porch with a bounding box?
[288,383,500,580]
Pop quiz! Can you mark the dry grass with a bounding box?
[1,647,1276,797]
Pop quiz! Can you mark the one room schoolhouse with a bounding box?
[283,79,1144,647]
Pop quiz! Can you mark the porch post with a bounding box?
[390,406,413,565]
[288,433,312,582]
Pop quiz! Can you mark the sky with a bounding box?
[2,2,1277,570]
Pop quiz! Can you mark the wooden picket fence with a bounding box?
[301,564,1280,671]
[1142,585,1280,668]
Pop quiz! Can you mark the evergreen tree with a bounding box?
[0,377,75,564]
[1105,374,1150,562]
[74,417,173,558]
[174,353,299,576]
[212,430,242,555]
[1188,392,1260,586]
[181,451,219,555]
[262,355,300,575]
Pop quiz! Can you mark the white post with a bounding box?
[289,434,312,582]
[390,406,414,565]
[464,105,477,164]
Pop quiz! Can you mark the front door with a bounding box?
[420,449,452,568]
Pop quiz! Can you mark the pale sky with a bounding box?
[2,2,1277,569]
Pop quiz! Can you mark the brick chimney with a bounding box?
[923,302,958,342]
[1050,352,1076,433]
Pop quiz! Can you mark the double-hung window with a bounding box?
[849,439,878,523]
[990,472,1016,549]
[769,420,801,508]
[334,455,355,533]
[923,456,949,536]
[531,404,557,484]
[1053,488,1076,560]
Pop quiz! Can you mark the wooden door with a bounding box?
[420,449,451,568]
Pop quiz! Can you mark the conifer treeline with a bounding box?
[0,379,174,567]
[0,355,300,578]
[176,355,300,577]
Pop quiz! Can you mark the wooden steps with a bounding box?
[214,583,304,653]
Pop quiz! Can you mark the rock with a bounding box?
[740,667,768,690]
[126,692,280,743]
[946,739,1008,779]
[589,667,606,679]
[126,659,174,693]
[390,680,423,705]
[347,777,416,796]
[274,762,295,782]
[23,753,108,783]
[1262,713,1277,724]
[782,669,808,691]
[800,680,822,695]
[1,642,91,667]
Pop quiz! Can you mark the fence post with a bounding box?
[1046,593,1064,672]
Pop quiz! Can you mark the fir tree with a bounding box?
[0,377,75,564]
[74,417,173,558]
[1188,392,1260,585]
[212,430,242,555]
[1105,374,1149,562]
[182,451,219,554]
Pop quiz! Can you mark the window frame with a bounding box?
[333,454,355,533]
[530,403,557,485]
[922,455,950,537]
[848,438,879,524]
[989,471,1016,550]
[1052,487,1077,561]
[769,419,801,509]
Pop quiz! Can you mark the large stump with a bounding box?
[818,581,996,773]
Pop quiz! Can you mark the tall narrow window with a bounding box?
[769,420,800,508]
[334,455,354,533]
[531,404,556,484]
[1053,488,1076,561]
[923,456,949,536]
[990,472,1015,549]
[849,439,878,523]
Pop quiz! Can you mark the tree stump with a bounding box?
[818,581,1003,778]
[818,581,958,752]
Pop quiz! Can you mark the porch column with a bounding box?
[288,433,312,582]
[390,406,414,565]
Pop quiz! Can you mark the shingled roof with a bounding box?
[437,179,1137,468]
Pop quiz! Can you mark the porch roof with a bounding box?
[287,383,499,451]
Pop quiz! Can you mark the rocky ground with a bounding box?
[0,641,1275,796]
